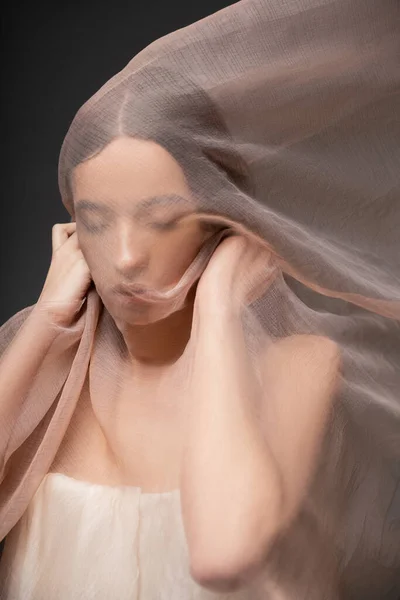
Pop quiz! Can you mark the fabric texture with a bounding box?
[0,473,263,599]
[1,0,399,598]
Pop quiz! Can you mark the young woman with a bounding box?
[0,131,340,597]
[1,0,399,598]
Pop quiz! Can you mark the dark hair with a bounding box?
[58,65,252,221]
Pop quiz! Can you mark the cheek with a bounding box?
[77,226,112,260]
[160,227,205,270]
[77,239,110,283]
[148,237,200,288]
[79,243,100,267]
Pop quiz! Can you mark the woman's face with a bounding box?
[72,136,210,324]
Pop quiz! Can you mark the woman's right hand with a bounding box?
[36,223,93,328]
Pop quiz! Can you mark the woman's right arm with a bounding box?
[0,222,92,465]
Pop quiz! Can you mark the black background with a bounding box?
[0,0,235,325]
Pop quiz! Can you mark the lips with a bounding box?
[113,285,160,305]
[116,285,150,296]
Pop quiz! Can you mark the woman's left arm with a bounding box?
[181,238,341,592]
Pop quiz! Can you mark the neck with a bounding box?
[120,286,196,369]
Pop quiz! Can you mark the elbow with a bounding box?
[190,533,275,593]
[190,562,246,594]
[189,495,283,592]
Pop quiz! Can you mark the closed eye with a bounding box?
[149,218,181,231]
[145,209,194,231]
[80,219,107,233]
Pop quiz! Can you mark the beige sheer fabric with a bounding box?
[1,0,399,597]
[0,474,259,599]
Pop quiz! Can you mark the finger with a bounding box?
[52,223,76,252]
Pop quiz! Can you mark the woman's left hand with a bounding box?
[196,234,279,314]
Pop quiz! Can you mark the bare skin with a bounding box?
[1,136,341,592]
[48,137,216,489]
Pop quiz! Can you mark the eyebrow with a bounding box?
[75,194,195,218]
[74,199,111,214]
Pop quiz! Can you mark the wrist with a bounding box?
[30,303,71,333]
[33,298,85,330]
[194,290,242,325]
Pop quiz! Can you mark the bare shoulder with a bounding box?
[261,334,341,379]
[270,333,339,356]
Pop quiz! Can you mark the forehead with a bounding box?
[72,136,191,206]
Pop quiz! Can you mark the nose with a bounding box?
[113,222,150,279]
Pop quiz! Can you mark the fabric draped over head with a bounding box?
[1,0,399,596]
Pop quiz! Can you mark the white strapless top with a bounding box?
[0,473,269,600]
